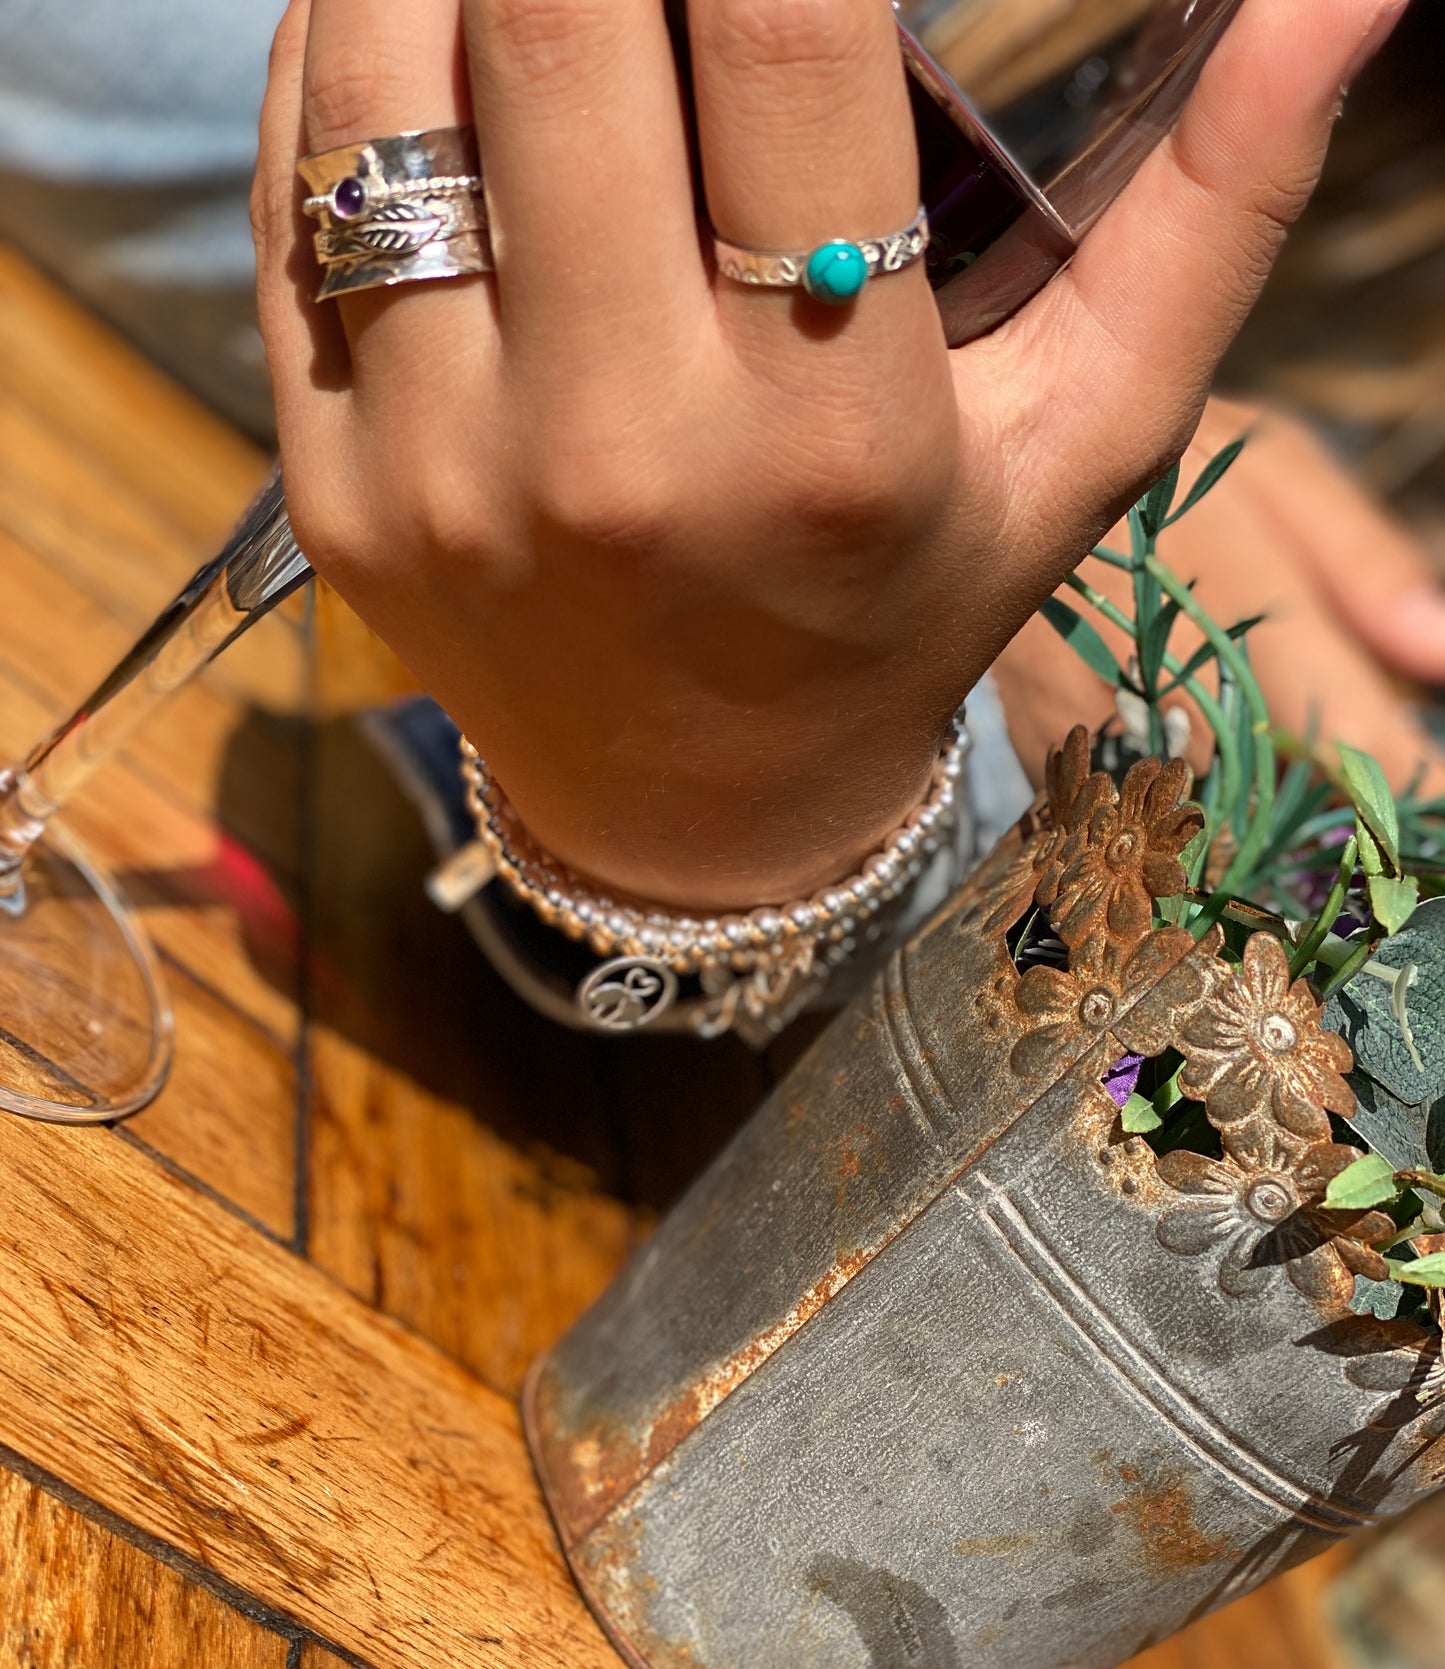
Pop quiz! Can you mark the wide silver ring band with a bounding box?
[297,125,494,302]
[713,205,930,293]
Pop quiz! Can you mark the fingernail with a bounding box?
[1343,0,1407,89]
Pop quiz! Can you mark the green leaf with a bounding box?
[1325,900,1445,1104]
[1121,1092,1163,1134]
[1386,1252,1445,1288]
[1140,462,1182,539]
[1038,598,1127,689]
[1370,873,1421,936]
[1178,822,1211,887]
[1139,595,1184,693]
[1323,1152,1400,1210]
[1356,819,1387,881]
[1344,1071,1442,1173]
[1164,437,1247,527]
[1156,616,1266,696]
[1350,1274,1410,1321]
[1340,742,1401,872]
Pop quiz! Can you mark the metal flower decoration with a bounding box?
[1176,932,1355,1142]
[1039,738,1203,963]
[1156,1127,1395,1303]
[1008,928,1204,1083]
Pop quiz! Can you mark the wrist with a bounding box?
[481,722,951,912]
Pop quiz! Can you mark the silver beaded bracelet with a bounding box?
[457,722,969,1039]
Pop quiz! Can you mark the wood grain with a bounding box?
[308,1025,636,1396]
[298,1647,354,1669]
[1123,1545,1351,1669]
[0,1465,290,1669]
[0,1112,619,1669]
[0,659,300,1047]
[127,958,298,1243]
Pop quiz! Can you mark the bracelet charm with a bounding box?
[458,722,968,1039]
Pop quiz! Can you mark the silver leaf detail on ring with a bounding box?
[352,201,445,254]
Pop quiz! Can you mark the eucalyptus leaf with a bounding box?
[1340,743,1401,872]
[1039,599,1126,689]
[1350,1274,1410,1321]
[1122,1092,1163,1134]
[1344,1071,1443,1173]
[1323,1152,1399,1210]
[1325,900,1445,1103]
[1387,1252,1445,1289]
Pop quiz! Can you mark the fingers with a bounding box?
[254,0,353,495]
[1001,0,1408,517]
[687,0,919,320]
[301,0,497,414]
[1207,404,1445,687]
[460,0,702,376]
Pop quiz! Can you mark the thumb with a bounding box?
[1000,0,1408,521]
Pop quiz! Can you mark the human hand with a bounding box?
[253,0,1406,908]
[992,395,1445,794]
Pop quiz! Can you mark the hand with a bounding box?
[992,396,1445,794]
[253,0,1405,908]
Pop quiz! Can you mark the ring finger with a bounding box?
[690,0,931,354]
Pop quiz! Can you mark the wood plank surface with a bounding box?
[0,1466,290,1669]
[1124,1546,1350,1669]
[0,1111,619,1669]
[307,1025,636,1397]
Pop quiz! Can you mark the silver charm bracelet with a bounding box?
[458,724,968,1039]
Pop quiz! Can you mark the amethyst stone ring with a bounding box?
[297,125,494,302]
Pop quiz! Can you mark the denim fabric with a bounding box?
[0,0,285,435]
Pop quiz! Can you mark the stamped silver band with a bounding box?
[297,125,494,302]
[713,205,930,294]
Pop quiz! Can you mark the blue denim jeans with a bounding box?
[0,0,285,436]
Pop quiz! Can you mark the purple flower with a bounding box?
[1102,1053,1145,1108]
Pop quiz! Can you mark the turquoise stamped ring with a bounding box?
[713,206,930,307]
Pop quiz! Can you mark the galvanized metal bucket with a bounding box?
[525,791,1445,1669]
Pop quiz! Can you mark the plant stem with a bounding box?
[1145,554,1276,933]
[1288,835,1359,980]
[1318,934,1379,1001]
[1062,573,1240,830]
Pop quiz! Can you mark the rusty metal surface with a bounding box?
[526,742,1445,1669]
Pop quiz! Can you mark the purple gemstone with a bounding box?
[331,176,368,220]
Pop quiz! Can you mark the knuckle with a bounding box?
[283,480,369,578]
[784,435,928,540]
[533,437,678,552]
[707,0,870,81]
[475,0,619,94]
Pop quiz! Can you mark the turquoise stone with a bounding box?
[803,241,868,305]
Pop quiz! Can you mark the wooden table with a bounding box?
[0,245,1350,1667]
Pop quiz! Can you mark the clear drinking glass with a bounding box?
[0,473,312,1122]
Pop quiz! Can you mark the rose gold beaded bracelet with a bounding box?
[457,722,968,1038]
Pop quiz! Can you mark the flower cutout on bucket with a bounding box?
[1009,927,1202,1083]
[1156,1128,1394,1304]
[1040,736,1202,964]
[1177,932,1354,1142]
